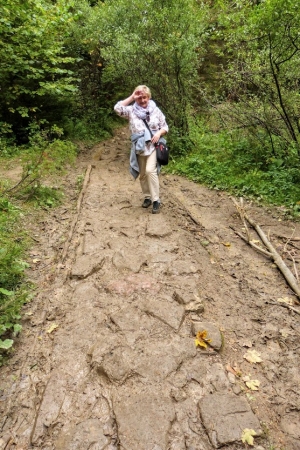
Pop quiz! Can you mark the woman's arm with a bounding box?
[119,94,134,106]
[114,90,143,117]
[151,110,168,143]
[120,89,145,106]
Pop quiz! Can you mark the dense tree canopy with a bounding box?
[0,0,300,161]
[0,0,79,139]
[215,0,300,162]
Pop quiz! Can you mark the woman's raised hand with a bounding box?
[132,90,143,101]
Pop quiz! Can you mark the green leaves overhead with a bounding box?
[0,0,79,123]
[82,0,209,148]
[215,0,300,159]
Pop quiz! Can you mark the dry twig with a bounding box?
[268,301,300,316]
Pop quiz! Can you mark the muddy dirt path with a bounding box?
[1,127,300,450]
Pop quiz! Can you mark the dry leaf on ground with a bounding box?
[32,258,41,264]
[195,330,211,349]
[277,297,294,305]
[221,242,231,247]
[243,376,260,391]
[241,340,252,348]
[241,428,257,445]
[226,364,238,376]
[47,323,59,334]
[243,349,263,364]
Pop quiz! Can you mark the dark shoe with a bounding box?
[142,198,152,208]
[152,201,161,214]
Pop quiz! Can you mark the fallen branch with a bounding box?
[232,197,300,302]
[268,301,300,316]
[60,165,93,263]
[229,226,272,257]
[275,233,300,242]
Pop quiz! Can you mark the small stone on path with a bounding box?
[112,248,147,272]
[140,296,185,330]
[71,255,106,279]
[199,393,262,448]
[167,259,201,276]
[113,389,175,450]
[192,321,222,351]
[146,215,172,238]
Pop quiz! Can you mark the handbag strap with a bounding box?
[142,119,153,137]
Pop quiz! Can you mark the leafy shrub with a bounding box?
[168,120,300,215]
[19,185,63,208]
[0,198,29,360]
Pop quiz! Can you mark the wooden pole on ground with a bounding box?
[60,164,93,263]
[232,197,300,303]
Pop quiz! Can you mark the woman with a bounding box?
[114,85,168,214]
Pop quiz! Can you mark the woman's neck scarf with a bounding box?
[132,99,156,121]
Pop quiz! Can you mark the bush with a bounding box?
[0,197,29,360]
[168,120,300,215]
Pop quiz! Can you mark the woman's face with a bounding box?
[136,92,150,109]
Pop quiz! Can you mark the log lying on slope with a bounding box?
[232,197,300,303]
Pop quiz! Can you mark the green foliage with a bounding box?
[168,120,300,214]
[20,185,64,208]
[2,125,78,203]
[212,0,300,160]
[0,0,80,137]
[0,197,29,360]
[0,125,77,362]
[80,0,209,153]
[63,117,112,144]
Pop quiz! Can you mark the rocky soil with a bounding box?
[0,127,300,450]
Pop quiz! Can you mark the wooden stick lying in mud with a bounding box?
[229,226,272,257]
[60,164,93,263]
[232,197,300,302]
[268,301,300,316]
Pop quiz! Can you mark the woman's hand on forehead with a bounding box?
[134,90,147,99]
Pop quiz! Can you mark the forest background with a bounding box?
[1,0,300,354]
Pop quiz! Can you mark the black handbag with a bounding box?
[142,119,169,166]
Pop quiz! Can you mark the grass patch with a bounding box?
[167,122,300,216]
[0,197,30,362]
[0,129,79,363]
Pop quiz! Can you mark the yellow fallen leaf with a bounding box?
[195,330,212,349]
[241,428,257,446]
[47,323,58,334]
[246,380,260,390]
[32,258,41,264]
[243,349,263,364]
[277,297,294,305]
[243,376,260,391]
[221,242,231,247]
[250,239,260,244]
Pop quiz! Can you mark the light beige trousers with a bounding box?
[137,150,159,202]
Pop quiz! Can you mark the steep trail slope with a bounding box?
[0,127,300,450]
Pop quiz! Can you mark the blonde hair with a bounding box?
[134,85,151,98]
